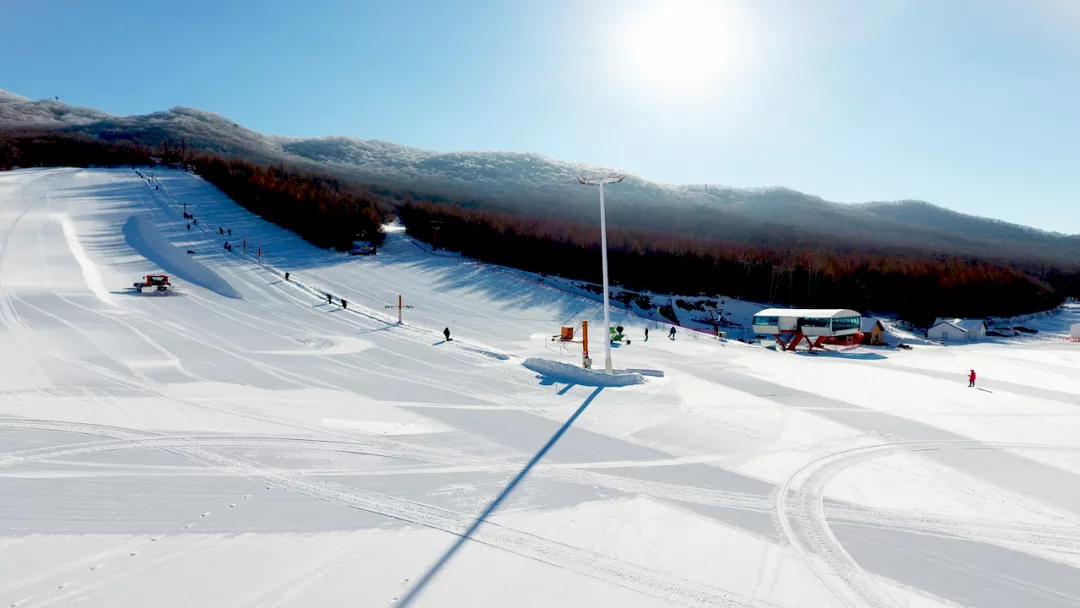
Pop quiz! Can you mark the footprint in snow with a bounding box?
[229,504,236,508]
[201,512,211,518]
[183,524,192,530]
[243,494,250,499]
[129,551,138,557]
[57,583,67,590]
[89,564,101,571]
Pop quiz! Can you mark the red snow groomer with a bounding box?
[133,274,172,293]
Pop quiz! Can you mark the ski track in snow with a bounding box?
[3,168,1080,608]
[775,439,1080,608]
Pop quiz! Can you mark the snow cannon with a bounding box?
[133,274,173,294]
[609,325,630,345]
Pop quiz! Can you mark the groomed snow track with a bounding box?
[3,168,1080,608]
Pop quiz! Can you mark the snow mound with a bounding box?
[522,358,645,387]
[122,215,242,299]
[455,343,511,361]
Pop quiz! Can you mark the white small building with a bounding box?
[1070,323,1080,341]
[928,318,987,342]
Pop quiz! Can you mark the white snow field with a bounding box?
[2,168,1080,608]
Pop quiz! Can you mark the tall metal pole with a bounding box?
[598,182,613,373]
[577,172,625,374]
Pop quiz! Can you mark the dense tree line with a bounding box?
[0,131,384,251]
[187,156,385,250]
[0,130,153,168]
[400,201,1066,324]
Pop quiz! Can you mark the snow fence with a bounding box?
[123,215,242,299]
[522,358,645,387]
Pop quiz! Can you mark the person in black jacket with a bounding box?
[443,327,452,342]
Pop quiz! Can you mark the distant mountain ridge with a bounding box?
[2,88,1078,265]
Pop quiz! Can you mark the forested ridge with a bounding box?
[400,201,1072,324]
[2,127,1076,323]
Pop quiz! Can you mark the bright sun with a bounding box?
[617,0,747,96]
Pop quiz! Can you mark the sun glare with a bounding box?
[617,0,748,97]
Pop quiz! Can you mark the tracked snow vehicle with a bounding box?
[134,274,172,293]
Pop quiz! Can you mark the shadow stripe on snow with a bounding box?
[0,419,778,608]
[5,417,1076,554]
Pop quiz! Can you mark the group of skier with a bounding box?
[641,326,677,342]
[323,290,347,309]
[182,212,234,243]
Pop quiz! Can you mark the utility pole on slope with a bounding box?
[430,221,443,252]
[385,295,414,324]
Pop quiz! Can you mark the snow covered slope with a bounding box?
[3,167,1080,608]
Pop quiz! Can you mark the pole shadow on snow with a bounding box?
[355,325,395,336]
[396,386,605,608]
[793,350,887,361]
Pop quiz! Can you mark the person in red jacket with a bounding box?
[969,369,976,388]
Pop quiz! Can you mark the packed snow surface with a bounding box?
[3,167,1080,608]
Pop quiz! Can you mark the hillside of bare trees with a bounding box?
[3,91,1079,322]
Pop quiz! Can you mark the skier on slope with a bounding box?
[284,272,290,281]
[341,299,347,309]
[644,327,649,341]
[969,369,977,388]
[327,293,333,304]
[443,327,452,342]
[669,326,676,340]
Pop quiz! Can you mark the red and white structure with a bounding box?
[752,308,863,351]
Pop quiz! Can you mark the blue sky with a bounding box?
[2,0,1078,232]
